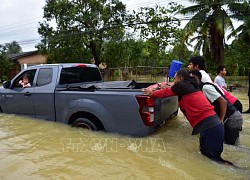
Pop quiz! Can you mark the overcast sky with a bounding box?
[0,0,45,51]
[0,0,238,52]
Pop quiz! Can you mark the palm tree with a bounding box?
[190,26,211,59]
[228,1,250,46]
[5,41,22,55]
[227,1,250,72]
[232,17,250,47]
[178,0,245,66]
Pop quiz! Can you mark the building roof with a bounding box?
[9,50,38,61]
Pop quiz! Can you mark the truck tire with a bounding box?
[72,118,99,131]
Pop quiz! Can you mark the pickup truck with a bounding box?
[0,63,178,136]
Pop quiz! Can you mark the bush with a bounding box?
[1,75,8,82]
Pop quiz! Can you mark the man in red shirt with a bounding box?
[143,69,233,165]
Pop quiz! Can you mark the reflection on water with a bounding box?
[0,88,250,179]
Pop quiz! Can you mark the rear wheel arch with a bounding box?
[68,111,105,131]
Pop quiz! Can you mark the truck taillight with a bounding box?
[136,95,155,126]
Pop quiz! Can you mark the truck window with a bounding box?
[36,68,53,86]
[59,67,102,84]
[12,69,37,88]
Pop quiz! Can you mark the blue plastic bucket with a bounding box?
[168,60,183,78]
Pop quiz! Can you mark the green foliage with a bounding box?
[5,41,22,55]
[109,69,120,81]
[1,75,9,82]
[131,3,183,65]
[102,37,146,68]
[0,41,22,81]
[225,1,250,76]
[225,39,249,76]
[166,32,193,68]
[178,0,248,66]
[37,0,127,65]
[0,48,11,81]
[37,1,191,68]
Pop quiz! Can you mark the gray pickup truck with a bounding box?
[0,63,178,136]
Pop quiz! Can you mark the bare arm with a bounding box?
[142,86,175,98]
[217,96,227,121]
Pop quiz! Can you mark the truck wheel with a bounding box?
[72,118,98,131]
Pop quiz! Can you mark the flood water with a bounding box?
[0,88,250,179]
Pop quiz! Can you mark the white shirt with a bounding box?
[200,70,213,83]
[202,84,221,103]
[214,75,227,88]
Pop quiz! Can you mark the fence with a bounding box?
[103,66,249,87]
[103,66,169,82]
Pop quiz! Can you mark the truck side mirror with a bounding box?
[3,81,11,89]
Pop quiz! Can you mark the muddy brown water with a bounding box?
[0,88,249,179]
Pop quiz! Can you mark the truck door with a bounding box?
[4,69,37,116]
[33,66,59,121]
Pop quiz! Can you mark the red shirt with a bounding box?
[221,88,237,104]
[152,87,216,127]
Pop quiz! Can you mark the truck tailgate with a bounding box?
[154,96,178,127]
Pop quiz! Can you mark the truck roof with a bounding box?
[25,63,98,69]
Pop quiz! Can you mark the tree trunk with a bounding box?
[89,41,100,66]
[215,32,224,66]
[209,18,225,66]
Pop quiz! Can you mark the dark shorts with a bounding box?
[224,111,243,145]
[199,123,224,161]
